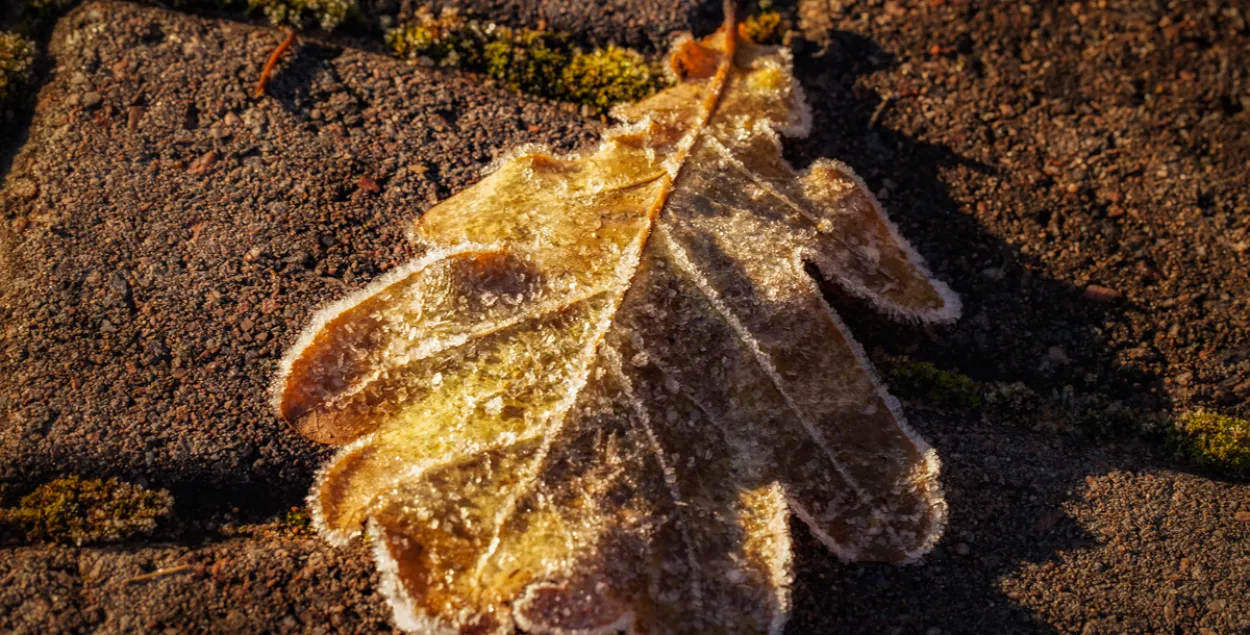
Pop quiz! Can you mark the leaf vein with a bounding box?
[655,226,873,505]
[328,286,613,409]
[467,37,743,588]
[703,136,826,229]
[604,345,706,611]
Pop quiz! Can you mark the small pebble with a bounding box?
[1047,346,1070,365]
[187,151,217,176]
[127,105,145,130]
[10,178,37,199]
[1083,284,1122,302]
[981,266,1004,280]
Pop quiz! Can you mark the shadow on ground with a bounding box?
[780,31,1183,634]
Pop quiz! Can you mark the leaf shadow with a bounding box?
[774,30,1180,634]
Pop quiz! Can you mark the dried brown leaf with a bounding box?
[274,9,959,634]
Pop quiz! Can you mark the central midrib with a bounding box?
[466,20,743,592]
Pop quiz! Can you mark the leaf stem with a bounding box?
[724,0,741,34]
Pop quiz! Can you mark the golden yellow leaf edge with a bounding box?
[272,3,960,634]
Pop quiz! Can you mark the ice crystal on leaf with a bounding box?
[274,4,959,633]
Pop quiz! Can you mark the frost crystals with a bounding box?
[274,4,960,633]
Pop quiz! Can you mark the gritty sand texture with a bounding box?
[0,1,1247,633]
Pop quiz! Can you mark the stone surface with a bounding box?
[0,0,597,496]
[0,1,1248,634]
[0,531,390,633]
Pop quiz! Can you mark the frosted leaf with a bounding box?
[275,5,958,634]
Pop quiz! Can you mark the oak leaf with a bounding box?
[274,7,960,634]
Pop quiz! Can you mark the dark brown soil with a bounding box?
[0,1,1247,634]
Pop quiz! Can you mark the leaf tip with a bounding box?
[306,435,376,546]
[368,519,458,635]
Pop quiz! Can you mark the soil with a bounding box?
[0,1,1247,634]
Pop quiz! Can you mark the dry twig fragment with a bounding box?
[123,564,193,585]
[274,3,959,633]
[255,28,296,98]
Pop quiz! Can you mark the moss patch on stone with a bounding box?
[384,8,480,65]
[1064,391,1145,438]
[481,30,571,99]
[0,476,174,545]
[386,8,666,113]
[245,0,356,30]
[979,380,1041,420]
[880,356,983,409]
[278,505,311,531]
[1172,409,1250,477]
[741,8,787,45]
[0,31,36,105]
[561,46,661,112]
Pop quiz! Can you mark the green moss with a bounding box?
[482,31,570,99]
[881,357,982,409]
[246,0,356,30]
[741,9,787,45]
[386,10,664,112]
[0,31,36,105]
[980,381,1041,419]
[0,476,173,545]
[1066,392,1141,438]
[385,8,484,65]
[561,46,665,112]
[1173,409,1250,477]
[278,505,311,530]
